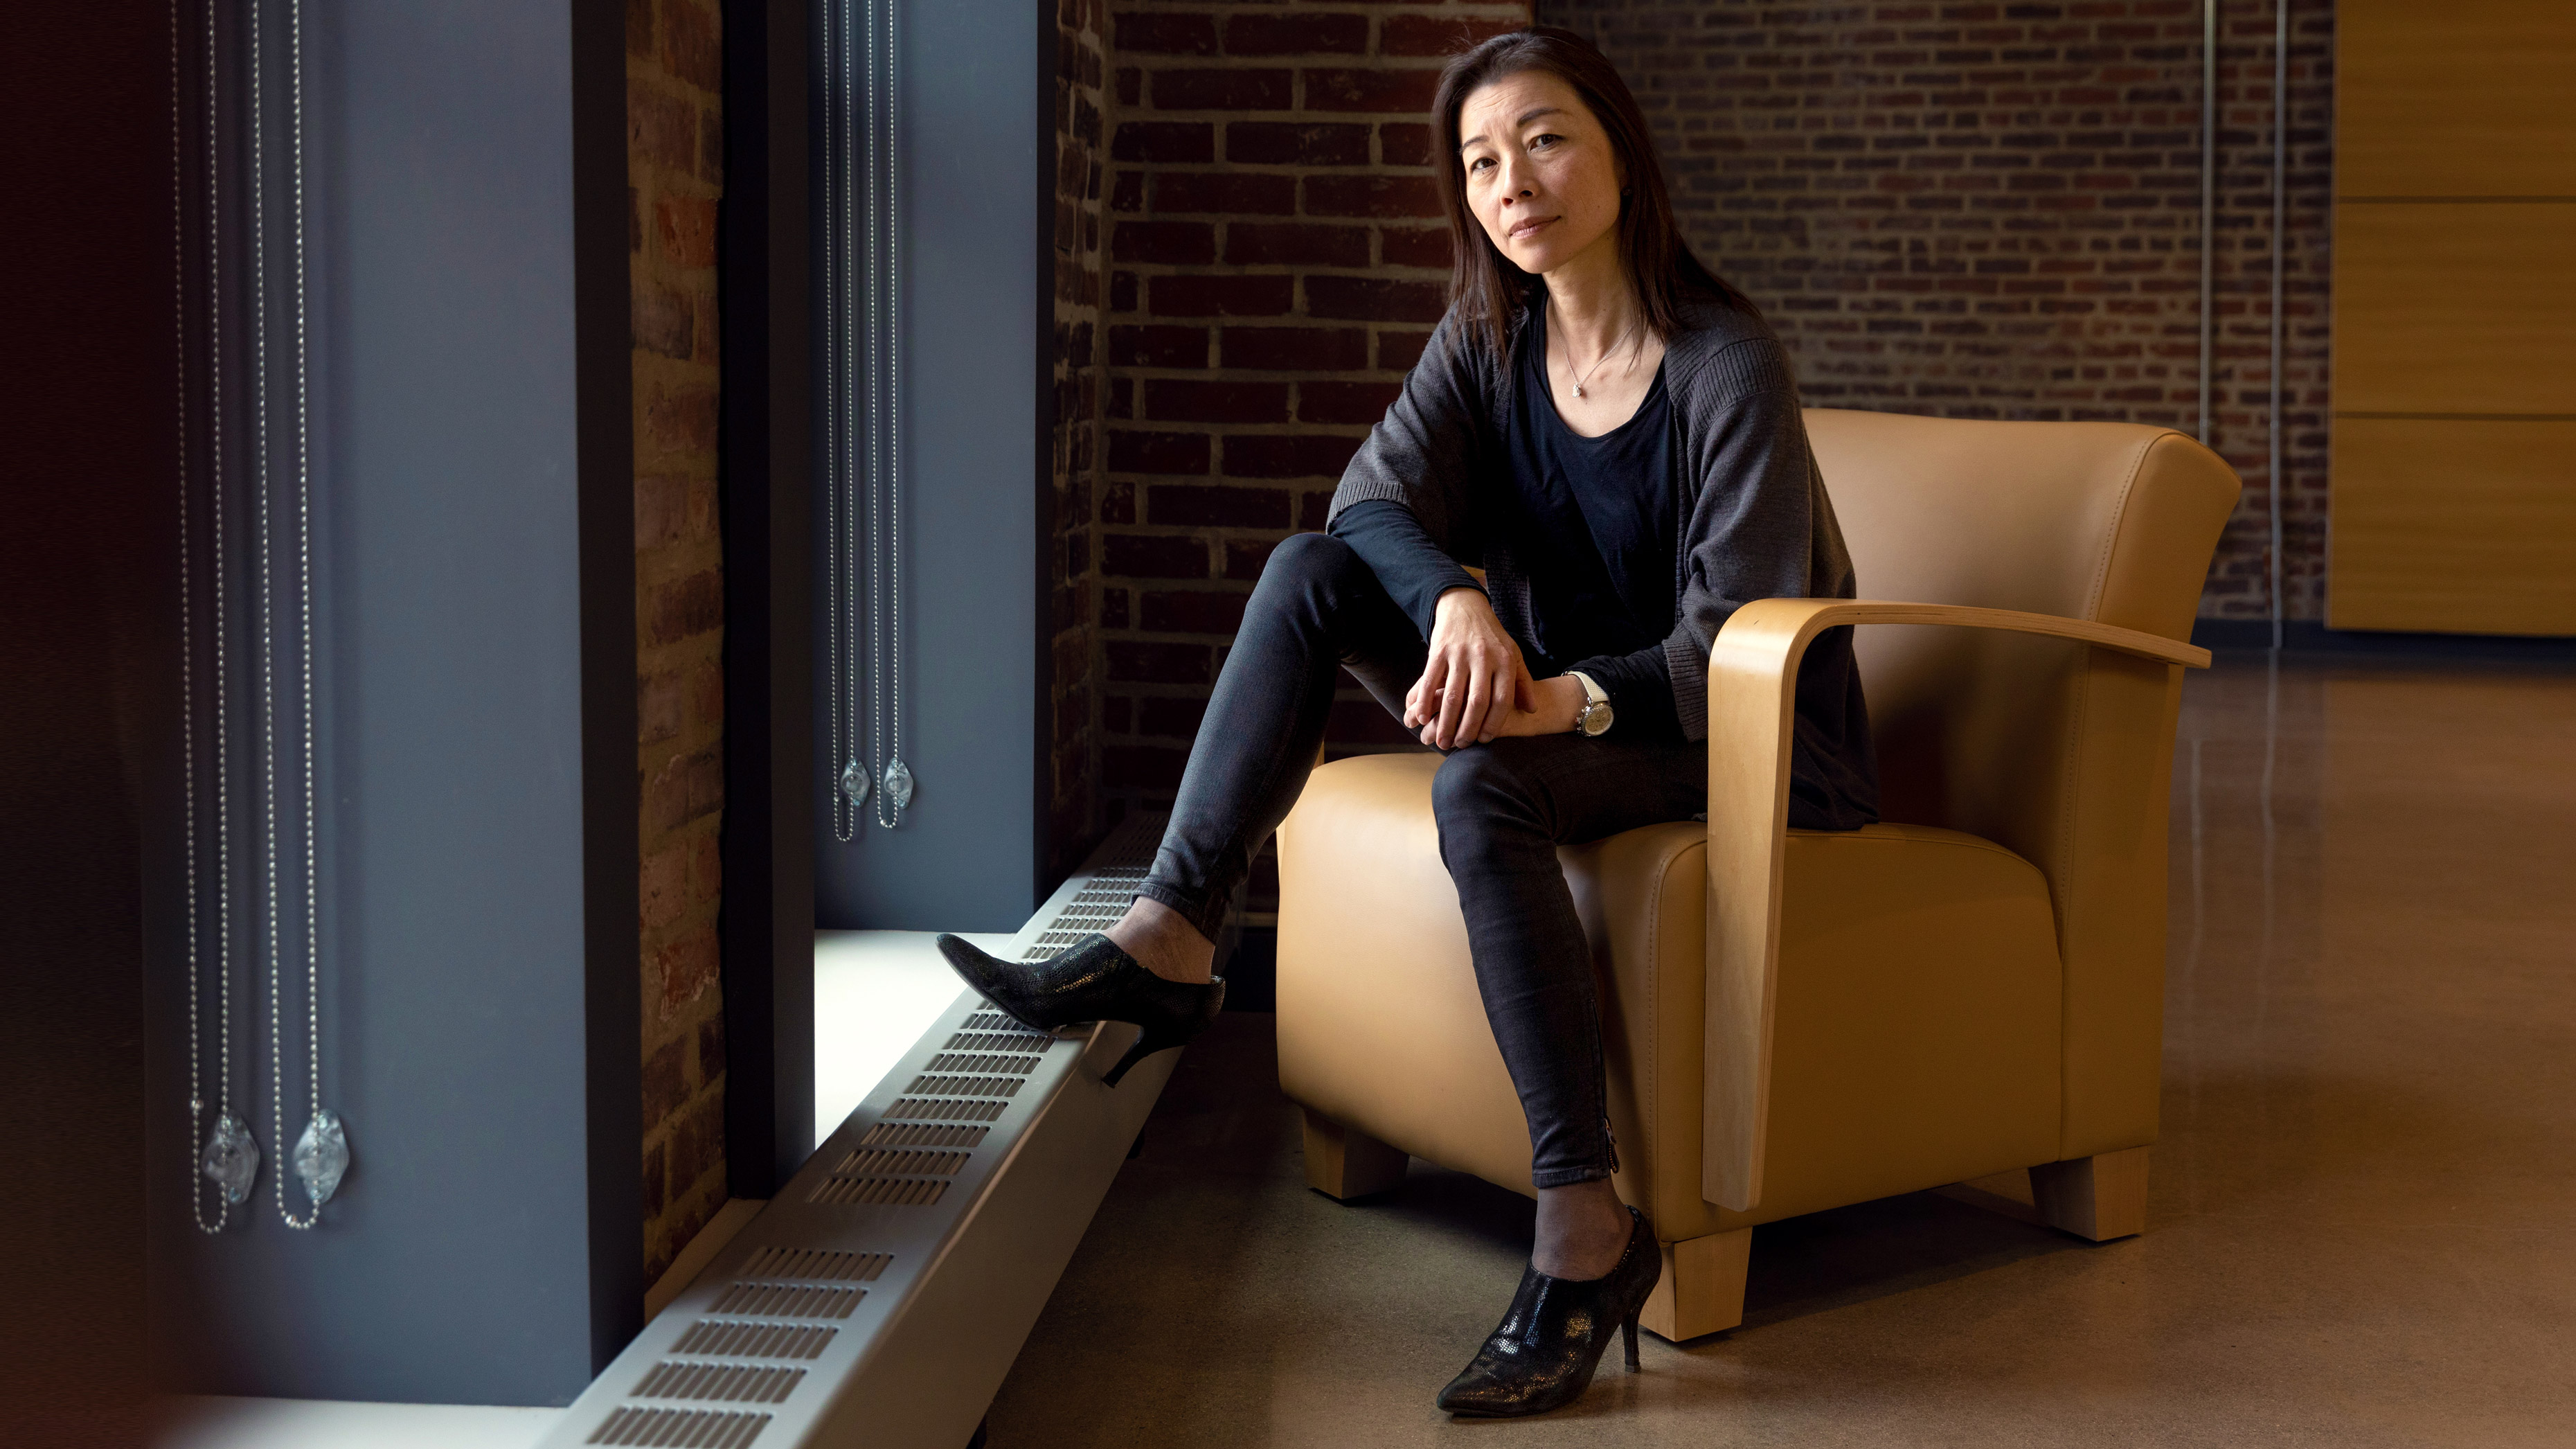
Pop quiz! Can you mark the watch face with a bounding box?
[1580,702,1613,736]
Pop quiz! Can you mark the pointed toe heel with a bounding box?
[1433,1206,1662,1418]
[933,932,1224,1085]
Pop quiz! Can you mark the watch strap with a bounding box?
[1568,671,1611,736]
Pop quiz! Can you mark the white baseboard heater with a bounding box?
[539,815,1177,1449]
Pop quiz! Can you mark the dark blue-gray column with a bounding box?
[812,0,1050,932]
[147,0,639,1406]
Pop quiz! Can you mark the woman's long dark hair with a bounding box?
[1432,27,1755,358]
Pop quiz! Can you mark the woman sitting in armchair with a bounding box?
[940,25,1877,1419]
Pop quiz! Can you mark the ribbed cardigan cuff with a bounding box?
[1664,629,1710,743]
[1322,477,1422,532]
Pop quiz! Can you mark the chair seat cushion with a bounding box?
[1277,752,2065,1236]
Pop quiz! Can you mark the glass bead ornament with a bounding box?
[883,757,915,813]
[202,1113,261,1205]
[293,1108,350,1207]
[840,758,871,806]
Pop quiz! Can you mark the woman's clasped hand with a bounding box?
[1403,585,1587,749]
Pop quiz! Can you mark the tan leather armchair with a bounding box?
[1276,409,2242,1340]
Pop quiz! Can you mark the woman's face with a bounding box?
[1456,70,1625,279]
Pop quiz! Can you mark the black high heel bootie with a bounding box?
[1434,1205,1661,1419]
[933,932,1224,1087]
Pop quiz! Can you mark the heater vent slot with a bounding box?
[587,1407,769,1447]
[667,1322,837,1361]
[632,1362,806,1405]
[832,1148,969,1177]
[735,1247,891,1283]
[960,1012,1057,1037]
[809,1175,950,1207]
[884,1097,1007,1122]
[942,1031,1047,1053]
[924,1052,1039,1076]
[904,1074,1021,1098]
[706,1283,866,1319]
[859,1121,987,1148]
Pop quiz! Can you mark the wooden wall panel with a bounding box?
[2337,0,2576,197]
[2329,418,2576,634]
[2332,6,2576,633]
[2331,203,2576,416]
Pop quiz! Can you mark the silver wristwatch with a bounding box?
[1569,671,1613,737]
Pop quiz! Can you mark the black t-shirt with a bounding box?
[1495,303,1681,737]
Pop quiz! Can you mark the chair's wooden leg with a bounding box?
[2029,1146,2149,1241]
[1638,1227,1751,1342]
[1300,1108,1408,1200]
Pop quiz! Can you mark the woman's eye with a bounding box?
[1530,132,1562,151]
[1468,156,1494,172]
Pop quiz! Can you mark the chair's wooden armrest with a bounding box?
[1703,599,2206,1211]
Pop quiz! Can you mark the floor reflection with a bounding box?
[992,656,2576,1447]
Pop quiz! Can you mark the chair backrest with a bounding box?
[1801,409,2240,1159]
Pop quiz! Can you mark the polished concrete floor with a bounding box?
[987,659,2576,1446]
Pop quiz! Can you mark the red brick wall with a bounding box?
[628,0,727,1286]
[1058,0,1530,878]
[1549,0,2334,621]
[1052,0,1111,882]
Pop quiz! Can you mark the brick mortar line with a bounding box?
[1111,267,1454,276]
[1120,113,1445,121]
[1107,416,1385,425]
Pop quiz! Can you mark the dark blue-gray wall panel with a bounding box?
[813,0,1044,932]
[152,0,617,1405]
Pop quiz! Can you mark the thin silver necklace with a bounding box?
[868,0,909,829]
[825,0,852,835]
[274,0,346,1226]
[828,0,911,836]
[249,0,288,1229]
[184,0,257,1229]
[1553,299,1640,400]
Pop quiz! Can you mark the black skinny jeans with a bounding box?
[1135,532,1705,1187]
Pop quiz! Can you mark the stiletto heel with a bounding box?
[1435,1207,1661,1417]
[933,932,1224,1087]
[1100,1021,1192,1087]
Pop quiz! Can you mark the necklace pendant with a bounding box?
[882,757,915,814]
[293,1108,351,1207]
[1573,383,1586,398]
[839,758,872,806]
[202,1113,261,1205]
